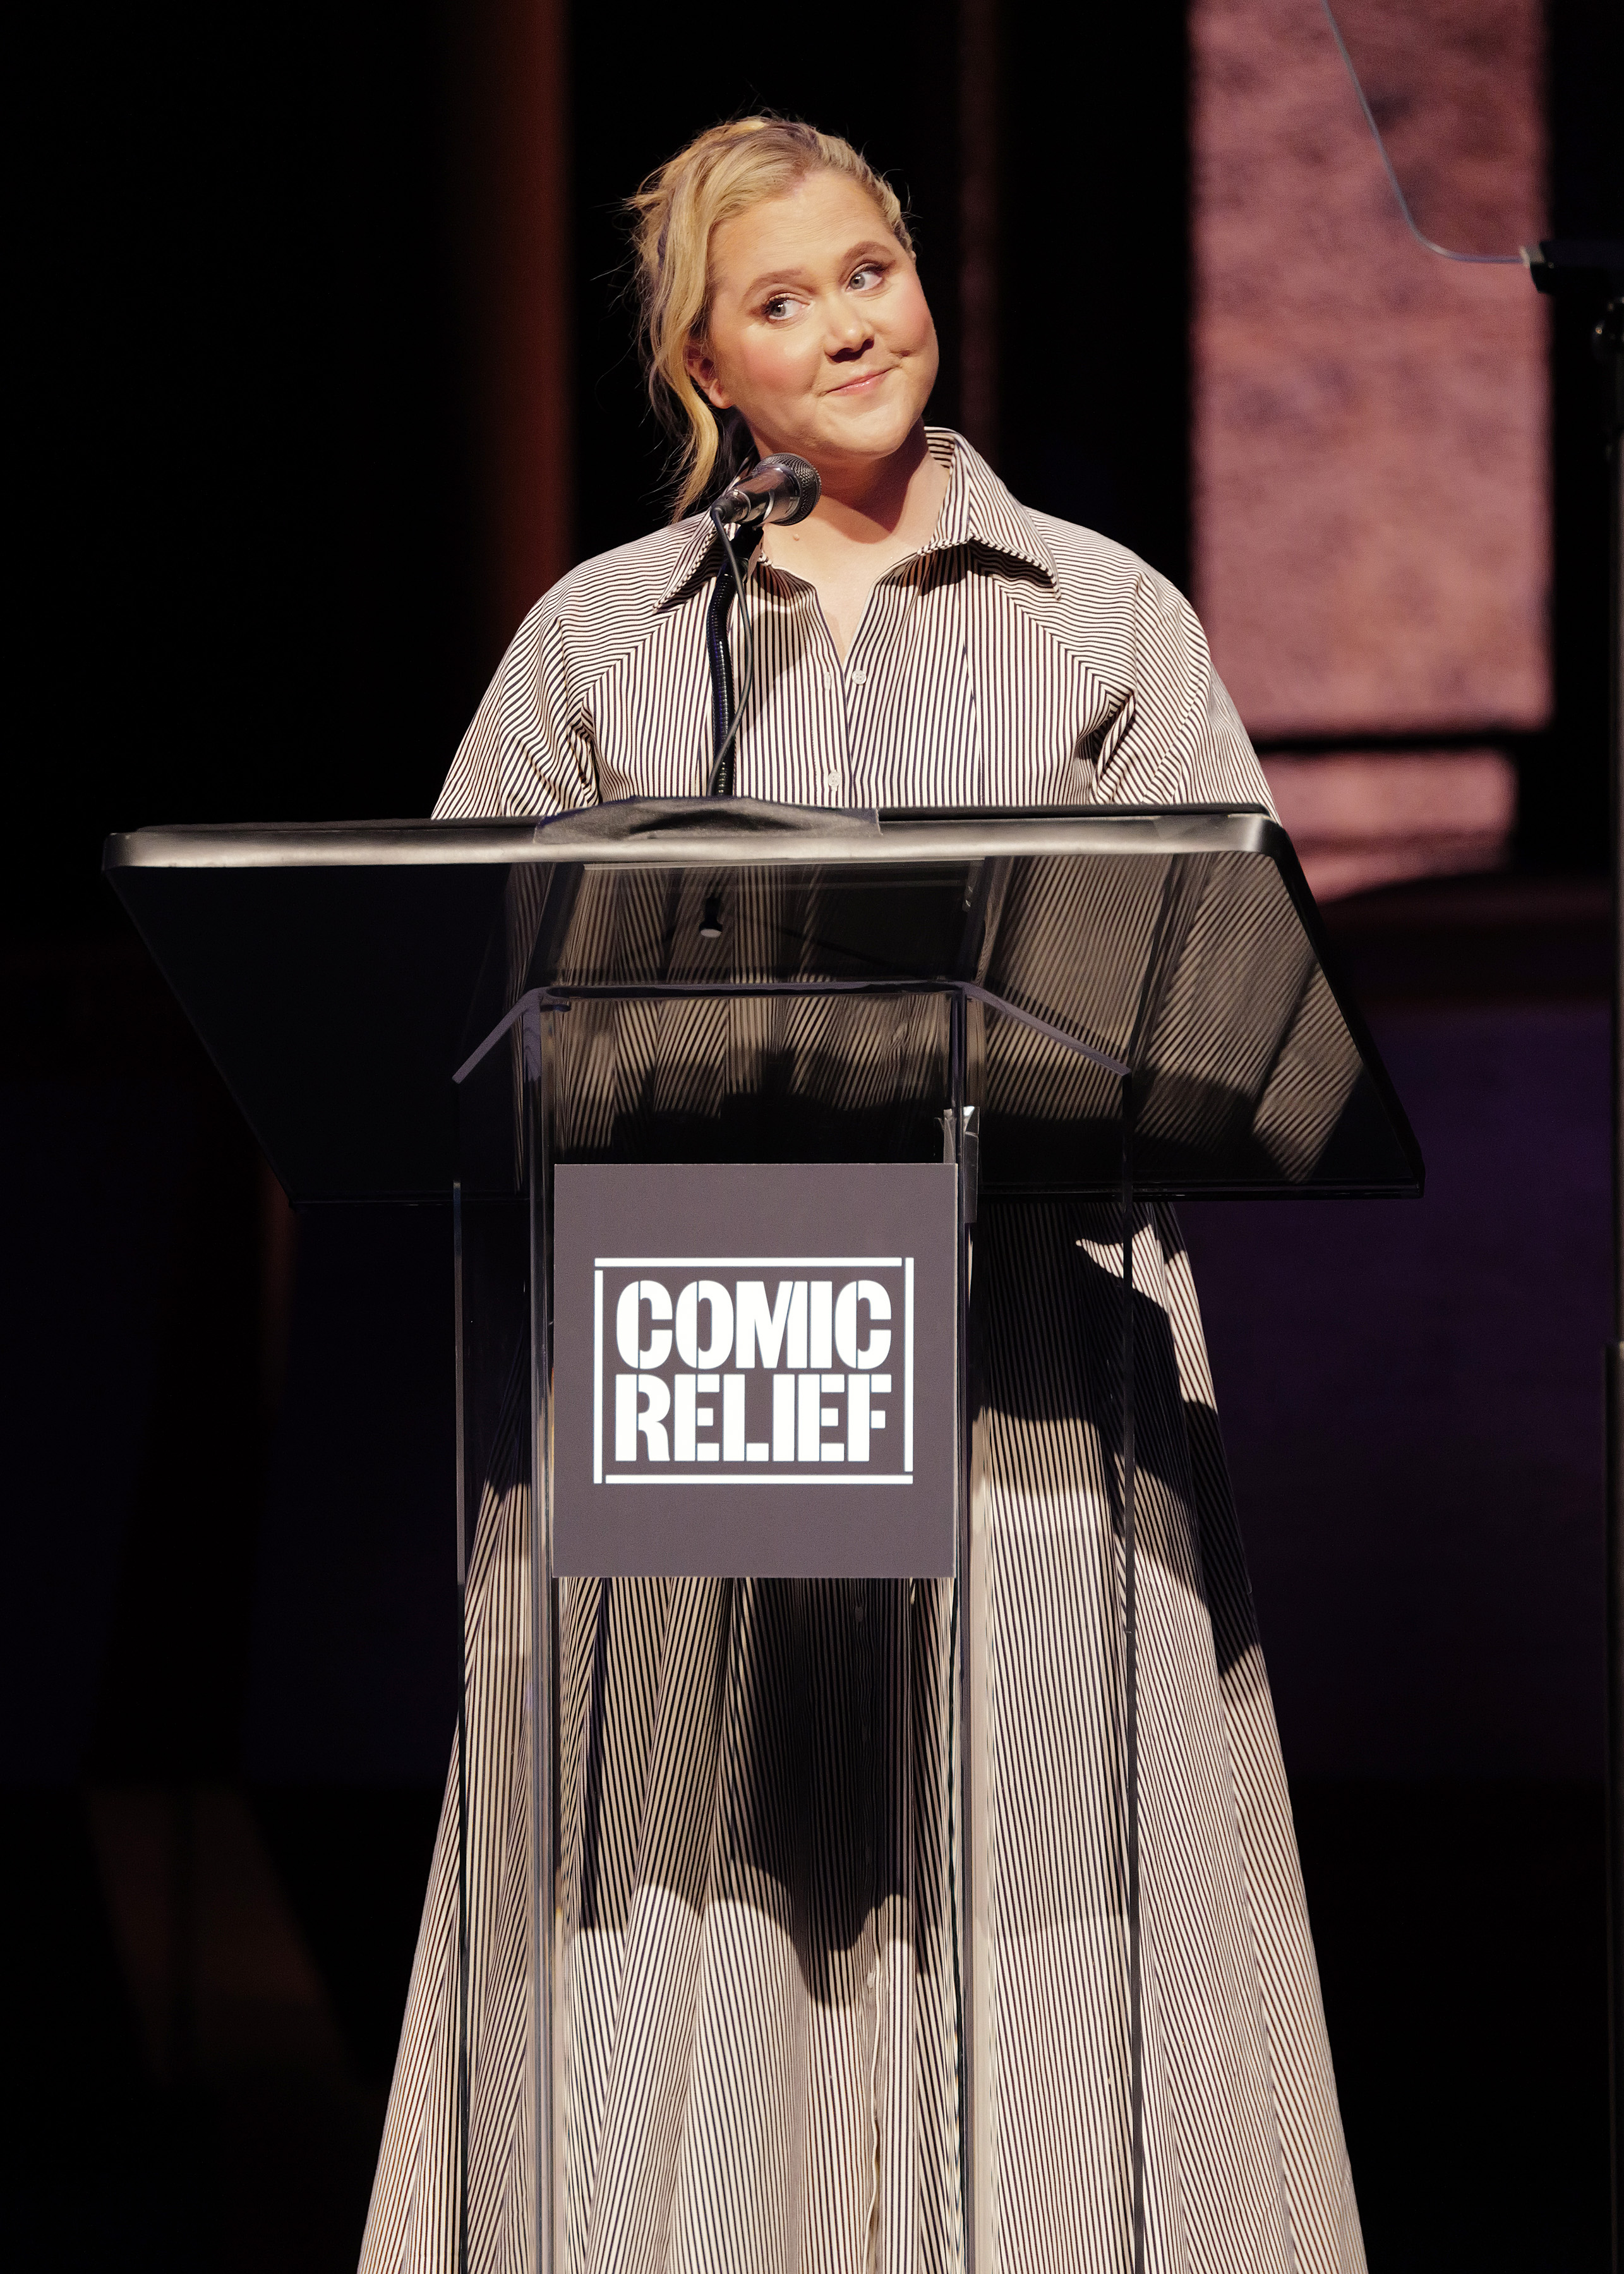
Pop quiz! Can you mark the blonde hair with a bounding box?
[629,116,914,521]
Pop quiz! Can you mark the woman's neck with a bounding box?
[757,423,949,660]
[805,421,936,534]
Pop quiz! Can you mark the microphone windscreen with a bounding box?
[764,455,821,526]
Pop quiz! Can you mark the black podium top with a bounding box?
[104,799,1422,1205]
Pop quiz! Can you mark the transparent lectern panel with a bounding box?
[496,857,961,1164]
[102,804,1421,1200]
[977,848,1409,1194]
[452,1025,545,2271]
[454,1021,532,1565]
[538,858,977,989]
[472,815,1418,1195]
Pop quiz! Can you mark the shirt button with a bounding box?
[824,766,843,791]
[848,665,869,685]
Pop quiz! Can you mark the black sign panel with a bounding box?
[552,1163,958,1576]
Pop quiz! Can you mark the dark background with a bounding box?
[6,1,1623,2266]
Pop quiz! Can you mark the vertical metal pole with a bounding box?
[1120,1077,1144,2274]
[1601,1328,1610,2274]
[1526,250,1624,2274]
[950,990,981,2274]
[1603,293,1624,2274]
[529,1032,559,2274]
[453,1181,470,2274]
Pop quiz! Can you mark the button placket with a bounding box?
[822,670,846,795]
[829,614,855,794]
[841,591,893,797]
[785,584,845,795]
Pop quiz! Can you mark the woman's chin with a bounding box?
[807,402,925,469]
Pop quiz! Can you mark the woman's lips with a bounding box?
[827,367,893,396]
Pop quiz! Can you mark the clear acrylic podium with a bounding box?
[106,797,1421,2274]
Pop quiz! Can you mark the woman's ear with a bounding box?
[683,337,732,411]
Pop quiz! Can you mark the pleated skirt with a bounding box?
[359,1202,1366,2274]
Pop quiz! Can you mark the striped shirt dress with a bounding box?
[359,431,1367,2274]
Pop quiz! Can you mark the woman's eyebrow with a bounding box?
[738,241,898,298]
[740,266,814,294]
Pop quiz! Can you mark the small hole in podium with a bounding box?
[699,894,723,940]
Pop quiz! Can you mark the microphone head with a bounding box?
[757,454,821,526]
[714,453,822,531]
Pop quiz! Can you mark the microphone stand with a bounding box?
[705,515,760,798]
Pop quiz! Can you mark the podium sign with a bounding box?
[552,1162,958,1577]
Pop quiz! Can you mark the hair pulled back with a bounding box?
[629,116,913,521]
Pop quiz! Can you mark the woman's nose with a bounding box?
[826,310,874,358]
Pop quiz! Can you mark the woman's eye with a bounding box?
[763,296,797,322]
[849,264,886,291]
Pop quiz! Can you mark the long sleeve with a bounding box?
[434,595,599,820]
[1097,567,1277,815]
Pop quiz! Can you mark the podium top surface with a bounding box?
[107,800,1267,870]
[104,800,1422,1204]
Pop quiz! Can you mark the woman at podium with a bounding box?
[363,116,1365,2274]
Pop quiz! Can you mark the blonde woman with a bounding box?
[363,117,1366,2274]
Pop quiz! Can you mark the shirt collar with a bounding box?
[659,514,733,610]
[917,428,1056,584]
[657,425,1055,610]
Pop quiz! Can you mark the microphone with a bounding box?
[711,453,821,531]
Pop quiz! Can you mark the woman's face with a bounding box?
[686,170,939,477]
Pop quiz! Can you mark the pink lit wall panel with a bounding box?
[1192,0,1549,741]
